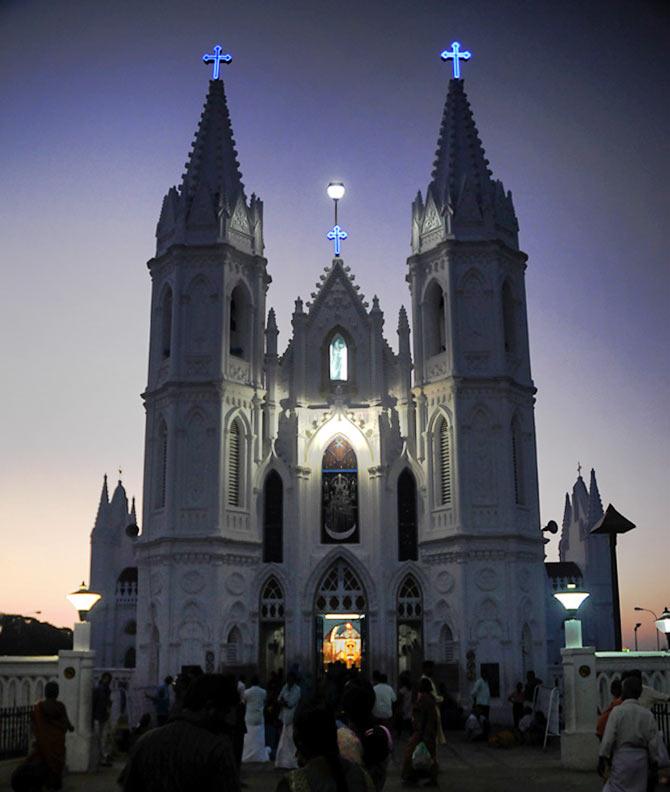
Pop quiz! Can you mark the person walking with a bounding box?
[470,670,491,737]
[242,676,270,763]
[401,677,438,787]
[91,672,112,770]
[419,661,445,745]
[275,703,374,792]
[146,676,173,726]
[598,675,660,792]
[372,671,396,732]
[118,674,240,792]
[395,673,413,737]
[10,682,74,792]
[275,672,301,769]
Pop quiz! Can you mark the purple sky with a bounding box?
[1,0,668,646]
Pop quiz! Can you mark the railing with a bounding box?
[0,705,31,760]
[595,651,670,710]
[0,657,59,707]
[654,702,670,750]
[116,581,138,605]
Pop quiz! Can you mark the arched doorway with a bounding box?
[397,575,423,677]
[259,577,286,679]
[314,559,367,674]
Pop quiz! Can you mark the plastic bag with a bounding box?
[411,740,433,771]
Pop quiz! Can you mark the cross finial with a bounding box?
[202,44,232,80]
[577,461,582,477]
[327,225,348,257]
[440,41,472,79]
[118,466,123,480]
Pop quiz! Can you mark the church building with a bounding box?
[90,58,549,707]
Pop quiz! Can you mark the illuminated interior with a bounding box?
[322,617,362,670]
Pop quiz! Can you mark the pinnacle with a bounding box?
[429,79,493,213]
[180,79,245,210]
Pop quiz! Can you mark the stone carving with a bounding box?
[150,573,163,595]
[181,570,205,594]
[518,568,531,592]
[226,571,246,595]
[435,570,455,594]
[475,567,498,591]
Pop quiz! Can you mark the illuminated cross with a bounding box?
[327,225,348,257]
[202,44,232,80]
[440,41,472,79]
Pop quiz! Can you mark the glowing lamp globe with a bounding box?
[66,582,102,622]
[655,608,670,636]
[553,584,590,614]
[327,182,345,201]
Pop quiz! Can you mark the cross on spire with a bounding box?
[577,461,582,477]
[440,41,472,79]
[202,44,232,80]
[327,225,348,257]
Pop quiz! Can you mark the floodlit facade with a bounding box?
[90,72,550,707]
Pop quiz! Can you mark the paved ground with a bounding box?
[0,736,602,791]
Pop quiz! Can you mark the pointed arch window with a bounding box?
[436,417,452,507]
[263,471,283,563]
[424,280,447,358]
[315,560,366,613]
[161,286,173,359]
[321,435,359,543]
[512,416,524,505]
[229,283,251,360]
[397,469,418,561]
[228,419,243,507]
[502,280,516,357]
[329,334,348,381]
[397,575,423,676]
[156,419,168,509]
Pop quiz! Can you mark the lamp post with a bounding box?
[655,608,670,650]
[634,606,660,650]
[66,582,102,651]
[634,622,642,651]
[554,583,590,648]
[326,181,345,226]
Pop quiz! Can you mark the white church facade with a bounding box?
[90,69,552,704]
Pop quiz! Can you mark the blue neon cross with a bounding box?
[327,225,348,256]
[440,41,471,79]
[202,44,232,79]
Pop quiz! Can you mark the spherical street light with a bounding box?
[66,582,102,622]
[655,607,670,649]
[326,181,346,201]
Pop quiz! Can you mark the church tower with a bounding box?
[135,74,269,681]
[408,75,547,691]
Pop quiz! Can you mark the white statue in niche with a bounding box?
[329,334,348,381]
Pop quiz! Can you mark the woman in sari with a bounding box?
[401,678,438,787]
[29,681,74,789]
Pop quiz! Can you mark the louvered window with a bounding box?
[161,286,173,359]
[156,420,167,508]
[439,419,452,506]
[228,420,241,507]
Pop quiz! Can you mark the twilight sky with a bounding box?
[1,0,668,647]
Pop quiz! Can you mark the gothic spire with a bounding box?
[92,474,110,535]
[180,79,245,211]
[587,468,604,528]
[412,79,518,253]
[156,80,263,257]
[562,492,573,529]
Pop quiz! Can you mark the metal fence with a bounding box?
[0,705,31,760]
[653,702,669,751]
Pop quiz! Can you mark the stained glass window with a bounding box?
[321,435,359,543]
[329,334,348,381]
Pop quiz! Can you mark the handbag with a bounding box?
[411,740,433,771]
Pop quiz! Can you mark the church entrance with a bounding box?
[314,559,367,674]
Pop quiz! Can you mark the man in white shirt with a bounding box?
[599,676,660,792]
[372,671,397,725]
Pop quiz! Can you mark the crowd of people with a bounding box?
[8,660,669,791]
